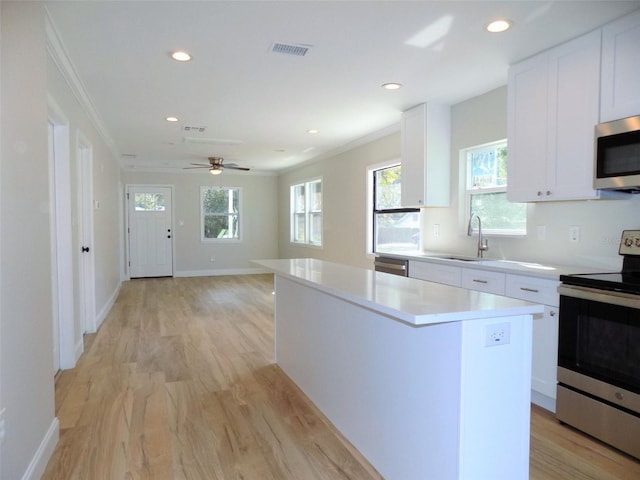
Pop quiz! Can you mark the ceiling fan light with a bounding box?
[210,168,222,175]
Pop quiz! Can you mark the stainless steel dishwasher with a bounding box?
[374,256,409,276]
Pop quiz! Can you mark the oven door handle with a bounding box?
[558,284,640,309]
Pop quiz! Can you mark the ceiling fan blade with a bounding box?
[224,165,250,171]
[183,166,210,169]
[190,163,212,167]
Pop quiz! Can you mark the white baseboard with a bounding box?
[175,267,271,277]
[531,390,556,413]
[95,281,121,330]
[74,338,84,364]
[20,418,59,480]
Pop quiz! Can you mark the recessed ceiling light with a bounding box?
[486,19,512,33]
[307,129,319,134]
[382,83,402,90]
[165,116,179,122]
[171,51,192,62]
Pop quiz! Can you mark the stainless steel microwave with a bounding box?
[594,115,640,192]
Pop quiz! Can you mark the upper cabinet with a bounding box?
[600,9,640,123]
[507,30,602,202]
[400,103,451,207]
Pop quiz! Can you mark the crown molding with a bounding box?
[45,7,122,166]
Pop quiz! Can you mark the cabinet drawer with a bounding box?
[409,261,461,287]
[461,269,505,295]
[505,274,559,307]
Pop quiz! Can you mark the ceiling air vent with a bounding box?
[182,125,207,133]
[271,42,311,57]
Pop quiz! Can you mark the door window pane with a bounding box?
[135,193,165,211]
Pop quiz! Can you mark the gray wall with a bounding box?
[278,132,400,269]
[121,171,279,275]
[1,2,122,478]
[1,4,56,479]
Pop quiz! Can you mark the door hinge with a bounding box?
[126,192,130,200]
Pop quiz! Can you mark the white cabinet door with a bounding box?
[531,306,559,399]
[601,9,640,122]
[507,52,549,202]
[508,30,602,202]
[400,103,450,207]
[548,30,602,200]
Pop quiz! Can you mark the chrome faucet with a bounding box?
[468,212,489,258]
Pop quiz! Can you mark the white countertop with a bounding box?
[377,250,596,279]
[254,258,544,326]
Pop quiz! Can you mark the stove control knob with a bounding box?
[615,391,624,401]
[625,238,633,247]
[635,238,640,247]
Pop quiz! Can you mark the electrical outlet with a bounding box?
[569,226,580,243]
[484,322,511,347]
[537,225,546,241]
[433,224,440,238]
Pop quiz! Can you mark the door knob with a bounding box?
[81,246,90,253]
[167,235,171,239]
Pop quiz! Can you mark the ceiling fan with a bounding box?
[184,156,250,175]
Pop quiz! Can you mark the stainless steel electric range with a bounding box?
[557,230,640,459]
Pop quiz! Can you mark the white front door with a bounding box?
[128,186,173,278]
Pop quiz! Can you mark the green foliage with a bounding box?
[203,187,239,239]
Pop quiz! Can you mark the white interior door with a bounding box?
[49,115,75,370]
[128,186,173,278]
[77,136,97,333]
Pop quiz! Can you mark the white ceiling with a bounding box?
[45,1,640,173]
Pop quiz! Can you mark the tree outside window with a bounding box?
[201,186,241,241]
[372,164,420,253]
[465,141,526,235]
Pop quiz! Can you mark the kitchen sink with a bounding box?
[438,256,479,262]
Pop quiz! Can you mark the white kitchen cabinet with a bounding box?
[601,8,640,122]
[400,103,450,207]
[506,274,560,402]
[461,268,505,295]
[507,29,602,202]
[531,305,559,400]
[409,260,461,287]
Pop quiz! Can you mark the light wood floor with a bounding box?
[43,274,640,479]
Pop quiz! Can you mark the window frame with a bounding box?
[200,185,242,243]
[290,177,323,247]
[462,140,526,237]
[368,161,421,254]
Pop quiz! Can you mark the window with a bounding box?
[372,164,420,253]
[134,193,165,211]
[464,141,526,235]
[290,179,322,246]
[201,186,241,241]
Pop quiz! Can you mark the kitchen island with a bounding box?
[254,258,544,480]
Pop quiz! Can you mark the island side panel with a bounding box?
[274,275,464,480]
[458,315,533,480]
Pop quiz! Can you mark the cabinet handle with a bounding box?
[472,279,488,284]
[537,191,542,196]
[546,190,551,196]
[520,287,539,293]
[549,310,556,317]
